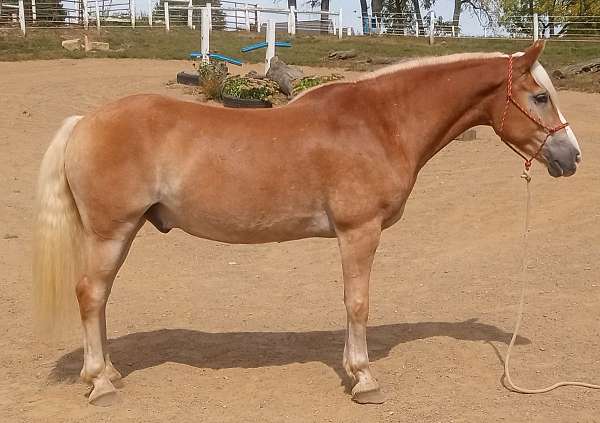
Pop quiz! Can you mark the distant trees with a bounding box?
[501,0,600,37]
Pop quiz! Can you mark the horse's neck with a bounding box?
[363,57,505,171]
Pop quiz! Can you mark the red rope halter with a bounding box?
[499,55,569,171]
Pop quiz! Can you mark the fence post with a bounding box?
[428,11,435,45]
[130,0,136,28]
[18,0,25,35]
[187,0,193,29]
[201,7,210,63]
[265,19,275,73]
[206,2,212,30]
[338,8,342,39]
[95,0,101,30]
[533,13,538,41]
[148,0,153,26]
[451,25,455,37]
[256,10,261,32]
[287,6,294,35]
[164,1,170,32]
[244,3,250,31]
[31,0,36,22]
[82,0,89,29]
[414,14,419,37]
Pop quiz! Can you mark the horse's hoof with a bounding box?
[88,378,118,407]
[352,386,386,404]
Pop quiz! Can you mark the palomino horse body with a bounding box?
[34,41,581,405]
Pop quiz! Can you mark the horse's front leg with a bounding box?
[336,220,384,404]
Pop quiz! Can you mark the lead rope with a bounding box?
[502,167,600,394]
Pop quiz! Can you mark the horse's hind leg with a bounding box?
[76,224,141,406]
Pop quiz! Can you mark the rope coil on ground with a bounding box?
[502,168,600,394]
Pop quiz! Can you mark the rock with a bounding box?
[266,56,304,96]
[245,70,264,79]
[366,56,395,65]
[90,42,110,51]
[456,129,477,141]
[61,39,81,51]
[328,49,357,60]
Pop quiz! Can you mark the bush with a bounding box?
[222,76,280,102]
[292,74,344,96]
[197,60,228,100]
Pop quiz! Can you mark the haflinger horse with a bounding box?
[34,40,581,406]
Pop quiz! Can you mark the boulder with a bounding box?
[61,39,81,51]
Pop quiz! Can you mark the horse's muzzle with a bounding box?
[543,137,581,177]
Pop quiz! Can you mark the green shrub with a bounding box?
[292,74,344,96]
[197,60,228,100]
[222,76,280,102]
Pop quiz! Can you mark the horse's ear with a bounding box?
[514,40,546,73]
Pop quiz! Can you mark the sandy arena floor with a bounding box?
[1,59,600,422]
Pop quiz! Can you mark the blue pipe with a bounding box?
[189,52,243,66]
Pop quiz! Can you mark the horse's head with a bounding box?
[492,40,581,177]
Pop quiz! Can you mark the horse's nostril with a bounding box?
[576,153,582,163]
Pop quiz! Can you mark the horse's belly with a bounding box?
[150,203,335,243]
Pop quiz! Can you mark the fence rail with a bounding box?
[0,0,344,37]
[1,0,599,43]
[360,11,600,41]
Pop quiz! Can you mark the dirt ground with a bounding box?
[1,59,600,423]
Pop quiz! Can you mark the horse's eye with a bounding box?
[534,93,549,104]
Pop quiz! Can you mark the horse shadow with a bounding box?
[49,318,529,389]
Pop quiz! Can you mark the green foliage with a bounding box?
[197,60,228,100]
[292,74,344,96]
[222,76,280,102]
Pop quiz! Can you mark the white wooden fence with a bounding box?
[0,0,344,38]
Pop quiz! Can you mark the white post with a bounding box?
[414,14,419,37]
[533,12,538,41]
[289,6,296,35]
[95,0,100,30]
[201,7,210,63]
[187,0,193,29]
[31,0,36,22]
[429,11,435,45]
[148,0,153,26]
[18,0,25,35]
[164,1,170,32]
[451,25,455,37]
[265,19,275,73]
[338,8,342,39]
[82,0,89,29]
[206,2,212,30]
[244,3,250,31]
[130,0,136,28]
[256,10,261,32]
[347,27,351,36]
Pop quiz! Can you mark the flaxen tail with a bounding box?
[33,116,85,335]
